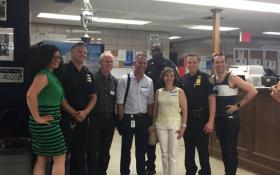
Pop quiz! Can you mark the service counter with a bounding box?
[209,88,280,175]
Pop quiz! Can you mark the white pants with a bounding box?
[156,127,180,175]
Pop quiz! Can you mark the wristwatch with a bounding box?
[236,103,241,109]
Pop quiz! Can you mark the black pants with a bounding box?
[146,117,156,171]
[184,118,211,175]
[146,144,156,171]
[120,114,150,175]
[60,117,89,175]
[215,116,240,175]
[88,114,115,175]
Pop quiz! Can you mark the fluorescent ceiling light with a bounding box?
[169,36,182,40]
[154,0,280,13]
[37,13,150,25]
[38,13,80,20]
[67,38,83,41]
[93,17,150,25]
[66,29,102,34]
[263,32,280,36]
[186,25,239,31]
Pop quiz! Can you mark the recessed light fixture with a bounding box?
[263,32,280,36]
[154,0,280,13]
[169,36,182,40]
[37,13,150,25]
[186,25,239,31]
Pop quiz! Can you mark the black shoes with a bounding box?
[146,169,156,175]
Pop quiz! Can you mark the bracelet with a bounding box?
[181,123,187,128]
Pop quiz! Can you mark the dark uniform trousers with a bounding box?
[184,111,211,175]
[60,116,89,175]
[120,113,150,175]
[87,113,115,175]
[215,114,240,175]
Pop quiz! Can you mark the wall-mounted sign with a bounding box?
[0,67,24,83]
[0,0,6,21]
[0,28,14,61]
[149,33,160,47]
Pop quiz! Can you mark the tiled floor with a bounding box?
[107,131,258,175]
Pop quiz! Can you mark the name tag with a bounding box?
[110,90,115,96]
[141,87,149,92]
[169,90,177,96]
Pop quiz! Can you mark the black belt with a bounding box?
[93,112,115,119]
[189,108,206,119]
[124,113,147,117]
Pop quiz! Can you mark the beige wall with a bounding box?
[31,23,170,56]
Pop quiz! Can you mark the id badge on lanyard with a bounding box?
[130,115,135,128]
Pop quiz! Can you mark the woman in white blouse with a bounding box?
[149,67,188,175]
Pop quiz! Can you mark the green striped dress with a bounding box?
[28,68,66,156]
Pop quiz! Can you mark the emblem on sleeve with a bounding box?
[208,77,215,85]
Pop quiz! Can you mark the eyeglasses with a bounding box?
[52,55,62,60]
[212,52,224,57]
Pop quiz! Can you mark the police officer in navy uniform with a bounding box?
[145,44,177,175]
[179,53,216,175]
[60,42,97,175]
[87,52,118,175]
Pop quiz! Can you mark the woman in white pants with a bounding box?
[150,67,188,175]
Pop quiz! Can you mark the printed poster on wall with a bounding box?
[125,50,134,66]
[0,67,24,83]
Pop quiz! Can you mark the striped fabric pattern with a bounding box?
[29,105,66,156]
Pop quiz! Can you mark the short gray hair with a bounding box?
[100,52,114,61]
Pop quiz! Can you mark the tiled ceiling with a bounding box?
[29,0,280,41]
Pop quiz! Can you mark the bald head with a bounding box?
[151,44,163,59]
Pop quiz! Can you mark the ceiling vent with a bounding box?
[54,0,74,3]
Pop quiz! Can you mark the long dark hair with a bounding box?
[25,44,63,86]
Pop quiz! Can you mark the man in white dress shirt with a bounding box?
[117,53,154,175]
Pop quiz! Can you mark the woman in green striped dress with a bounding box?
[26,44,77,175]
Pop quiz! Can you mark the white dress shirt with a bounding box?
[116,72,154,114]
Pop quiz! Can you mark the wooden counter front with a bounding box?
[209,88,280,175]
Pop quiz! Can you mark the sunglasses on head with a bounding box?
[71,42,87,49]
[212,52,224,57]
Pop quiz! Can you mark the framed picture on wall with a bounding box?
[0,0,6,21]
[0,28,14,61]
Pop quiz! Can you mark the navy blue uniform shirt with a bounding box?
[179,70,215,110]
[61,62,96,112]
[145,57,177,91]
